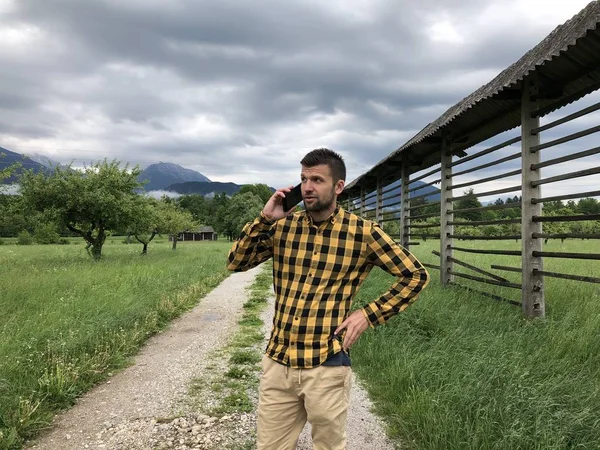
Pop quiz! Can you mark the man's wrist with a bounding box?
[260,211,275,224]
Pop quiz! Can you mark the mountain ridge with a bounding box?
[138,162,211,191]
[0,146,48,183]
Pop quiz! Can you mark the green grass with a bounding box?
[0,240,233,449]
[352,239,600,450]
[229,349,262,366]
[194,264,272,419]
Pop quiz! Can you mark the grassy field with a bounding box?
[0,239,233,449]
[3,236,600,449]
[352,239,600,449]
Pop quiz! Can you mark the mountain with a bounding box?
[0,146,48,183]
[26,153,63,169]
[138,162,211,191]
[167,181,242,196]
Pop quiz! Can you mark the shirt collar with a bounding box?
[302,205,343,226]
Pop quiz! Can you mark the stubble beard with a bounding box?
[304,188,336,213]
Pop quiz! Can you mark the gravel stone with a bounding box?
[26,265,400,449]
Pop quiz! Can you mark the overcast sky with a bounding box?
[1,0,598,199]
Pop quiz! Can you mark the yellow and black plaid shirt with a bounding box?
[227,206,429,369]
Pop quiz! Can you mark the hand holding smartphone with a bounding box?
[282,183,303,212]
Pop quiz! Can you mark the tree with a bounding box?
[238,184,273,204]
[455,189,483,222]
[156,200,196,251]
[0,153,20,185]
[410,197,439,221]
[219,192,264,240]
[0,195,29,237]
[178,194,211,224]
[130,198,197,253]
[19,159,144,260]
[542,200,564,215]
[577,198,600,215]
[212,193,233,239]
[130,198,160,255]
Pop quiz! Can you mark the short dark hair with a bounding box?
[300,148,346,182]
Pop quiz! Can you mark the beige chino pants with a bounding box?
[257,355,352,450]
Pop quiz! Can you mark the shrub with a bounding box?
[57,238,71,245]
[17,230,33,245]
[33,223,60,244]
[0,238,4,245]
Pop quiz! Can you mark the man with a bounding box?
[227,148,429,450]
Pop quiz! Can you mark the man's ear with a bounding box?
[335,180,345,195]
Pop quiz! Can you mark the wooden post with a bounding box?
[440,138,454,285]
[521,74,545,318]
[400,156,410,250]
[360,185,366,217]
[376,177,383,227]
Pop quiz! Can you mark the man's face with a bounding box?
[300,164,344,213]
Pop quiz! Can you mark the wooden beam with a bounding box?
[440,138,454,286]
[492,89,522,101]
[360,185,366,217]
[400,155,410,250]
[376,177,383,227]
[521,73,545,319]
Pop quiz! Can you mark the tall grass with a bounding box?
[0,240,233,449]
[352,239,600,449]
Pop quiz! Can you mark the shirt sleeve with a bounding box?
[227,212,275,272]
[360,222,430,327]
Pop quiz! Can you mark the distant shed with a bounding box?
[173,226,218,242]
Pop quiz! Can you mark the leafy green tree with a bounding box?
[577,198,600,215]
[0,195,29,237]
[19,159,144,260]
[212,193,232,239]
[33,222,61,244]
[130,198,160,255]
[238,184,273,204]
[178,194,211,224]
[455,189,483,222]
[157,200,196,251]
[410,197,439,221]
[130,198,197,253]
[565,200,577,212]
[0,153,20,185]
[219,192,263,240]
[542,200,564,215]
[16,230,33,245]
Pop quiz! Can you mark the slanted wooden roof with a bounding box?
[343,1,600,196]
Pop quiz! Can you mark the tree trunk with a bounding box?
[141,243,148,255]
[171,235,177,251]
[90,229,106,260]
[90,243,103,260]
[77,228,105,260]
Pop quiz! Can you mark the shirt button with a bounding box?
[308,274,312,277]
[294,317,299,321]
[313,251,318,255]
[291,342,295,345]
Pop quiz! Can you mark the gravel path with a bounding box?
[27,266,399,450]
[27,267,261,450]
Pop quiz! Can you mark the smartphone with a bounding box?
[282,183,303,211]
